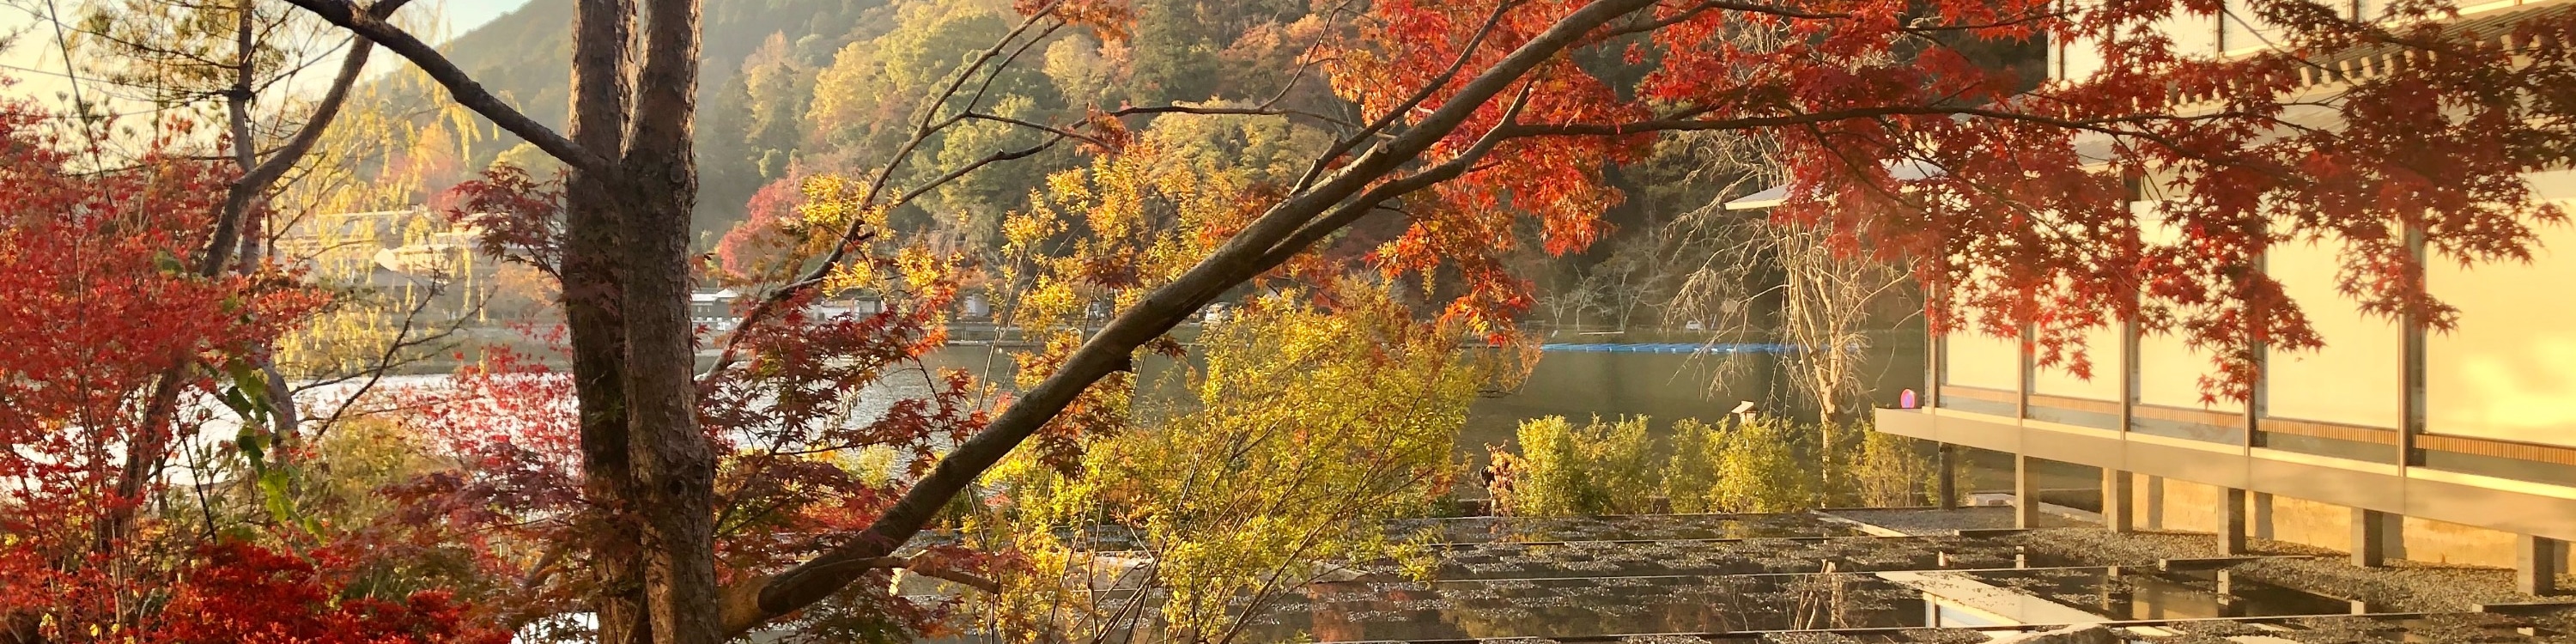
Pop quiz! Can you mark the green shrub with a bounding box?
[1852,426,1939,507]
[1492,416,1658,516]
[1495,416,1938,517]
[1662,418,1725,513]
[1713,417,1810,513]
[1587,416,1660,511]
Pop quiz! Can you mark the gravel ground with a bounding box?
[2002,527,2576,613]
[1822,507,2087,535]
[1826,507,2576,617]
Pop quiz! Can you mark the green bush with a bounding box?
[1713,416,1809,513]
[1587,416,1660,510]
[1852,428,1940,507]
[1493,416,1941,516]
[1492,416,1658,516]
[1662,418,1725,513]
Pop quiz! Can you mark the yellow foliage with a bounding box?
[964,287,1483,641]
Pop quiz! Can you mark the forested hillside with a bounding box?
[412,0,1721,271]
[404,0,1752,307]
[389,0,893,234]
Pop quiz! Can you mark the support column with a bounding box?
[2221,488,2250,555]
[2517,535,2561,597]
[2215,570,2241,617]
[2144,476,2166,530]
[1937,444,1959,509]
[2016,454,2043,529]
[2351,508,2388,568]
[2104,470,2136,532]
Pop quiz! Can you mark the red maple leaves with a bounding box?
[0,102,496,641]
[149,543,508,644]
[1325,0,2575,399]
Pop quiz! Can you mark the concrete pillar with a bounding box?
[1937,444,1958,509]
[2517,535,2561,596]
[2016,454,2043,529]
[2221,488,2250,555]
[2103,469,2136,532]
[2144,476,2166,530]
[2215,570,2240,617]
[2351,508,2389,568]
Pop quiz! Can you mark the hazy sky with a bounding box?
[1,0,532,105]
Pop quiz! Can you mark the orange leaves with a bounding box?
[1025,0,1136,42]
[1323,0,1659,325]
[1075,106,1134,155]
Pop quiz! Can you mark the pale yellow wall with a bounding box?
[2136,216,2246,412]
[2249,492,2353,551]
[2119,473,2561,569]
[1947,331,2023,391]
[2165,14,2221,58]
[2058,36,2105,81]
[2138,331,2245,412]
[2264,236,2403,428]
[2133,476,2227,532]
[2394,515,2529,567]
[2220,0,2278,56]
[2426,198,2576,448]
[2033,323,2123,401]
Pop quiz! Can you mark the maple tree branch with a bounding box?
[893,136,1071,207]
[961,112,1103,147]
[1257,82,1539,268]
[960,20,1066,119]
[276,0,605,172]
[1293,0,1522,193]
[1595,0,1762,39]
[866,556,1002,593]
[305,282,463,445]
[1595,0,2069,39]
[1106,104,1358,129]
[1253,49,1321,112]
[1500,105,2296,179]
[717,0,1666,635]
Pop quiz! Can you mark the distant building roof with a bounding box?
[1723,159,1943,210]
[1722,131,2123,210]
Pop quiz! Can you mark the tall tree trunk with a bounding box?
[562,0,650,638]
[622,0,719,639]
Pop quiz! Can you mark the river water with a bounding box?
[890,326,1931,461]
[327,325,1953,485]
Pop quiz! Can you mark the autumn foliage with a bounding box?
[17,0,2576,636]
[0,101,515,641]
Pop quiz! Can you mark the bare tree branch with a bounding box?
[275,0,606,171]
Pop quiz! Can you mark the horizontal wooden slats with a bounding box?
[2261,417,2402,447]
[1940,385,2019,404]
[2417,434,2576,466]
[2027,393,2122,416]
[2134,404,2244,428]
